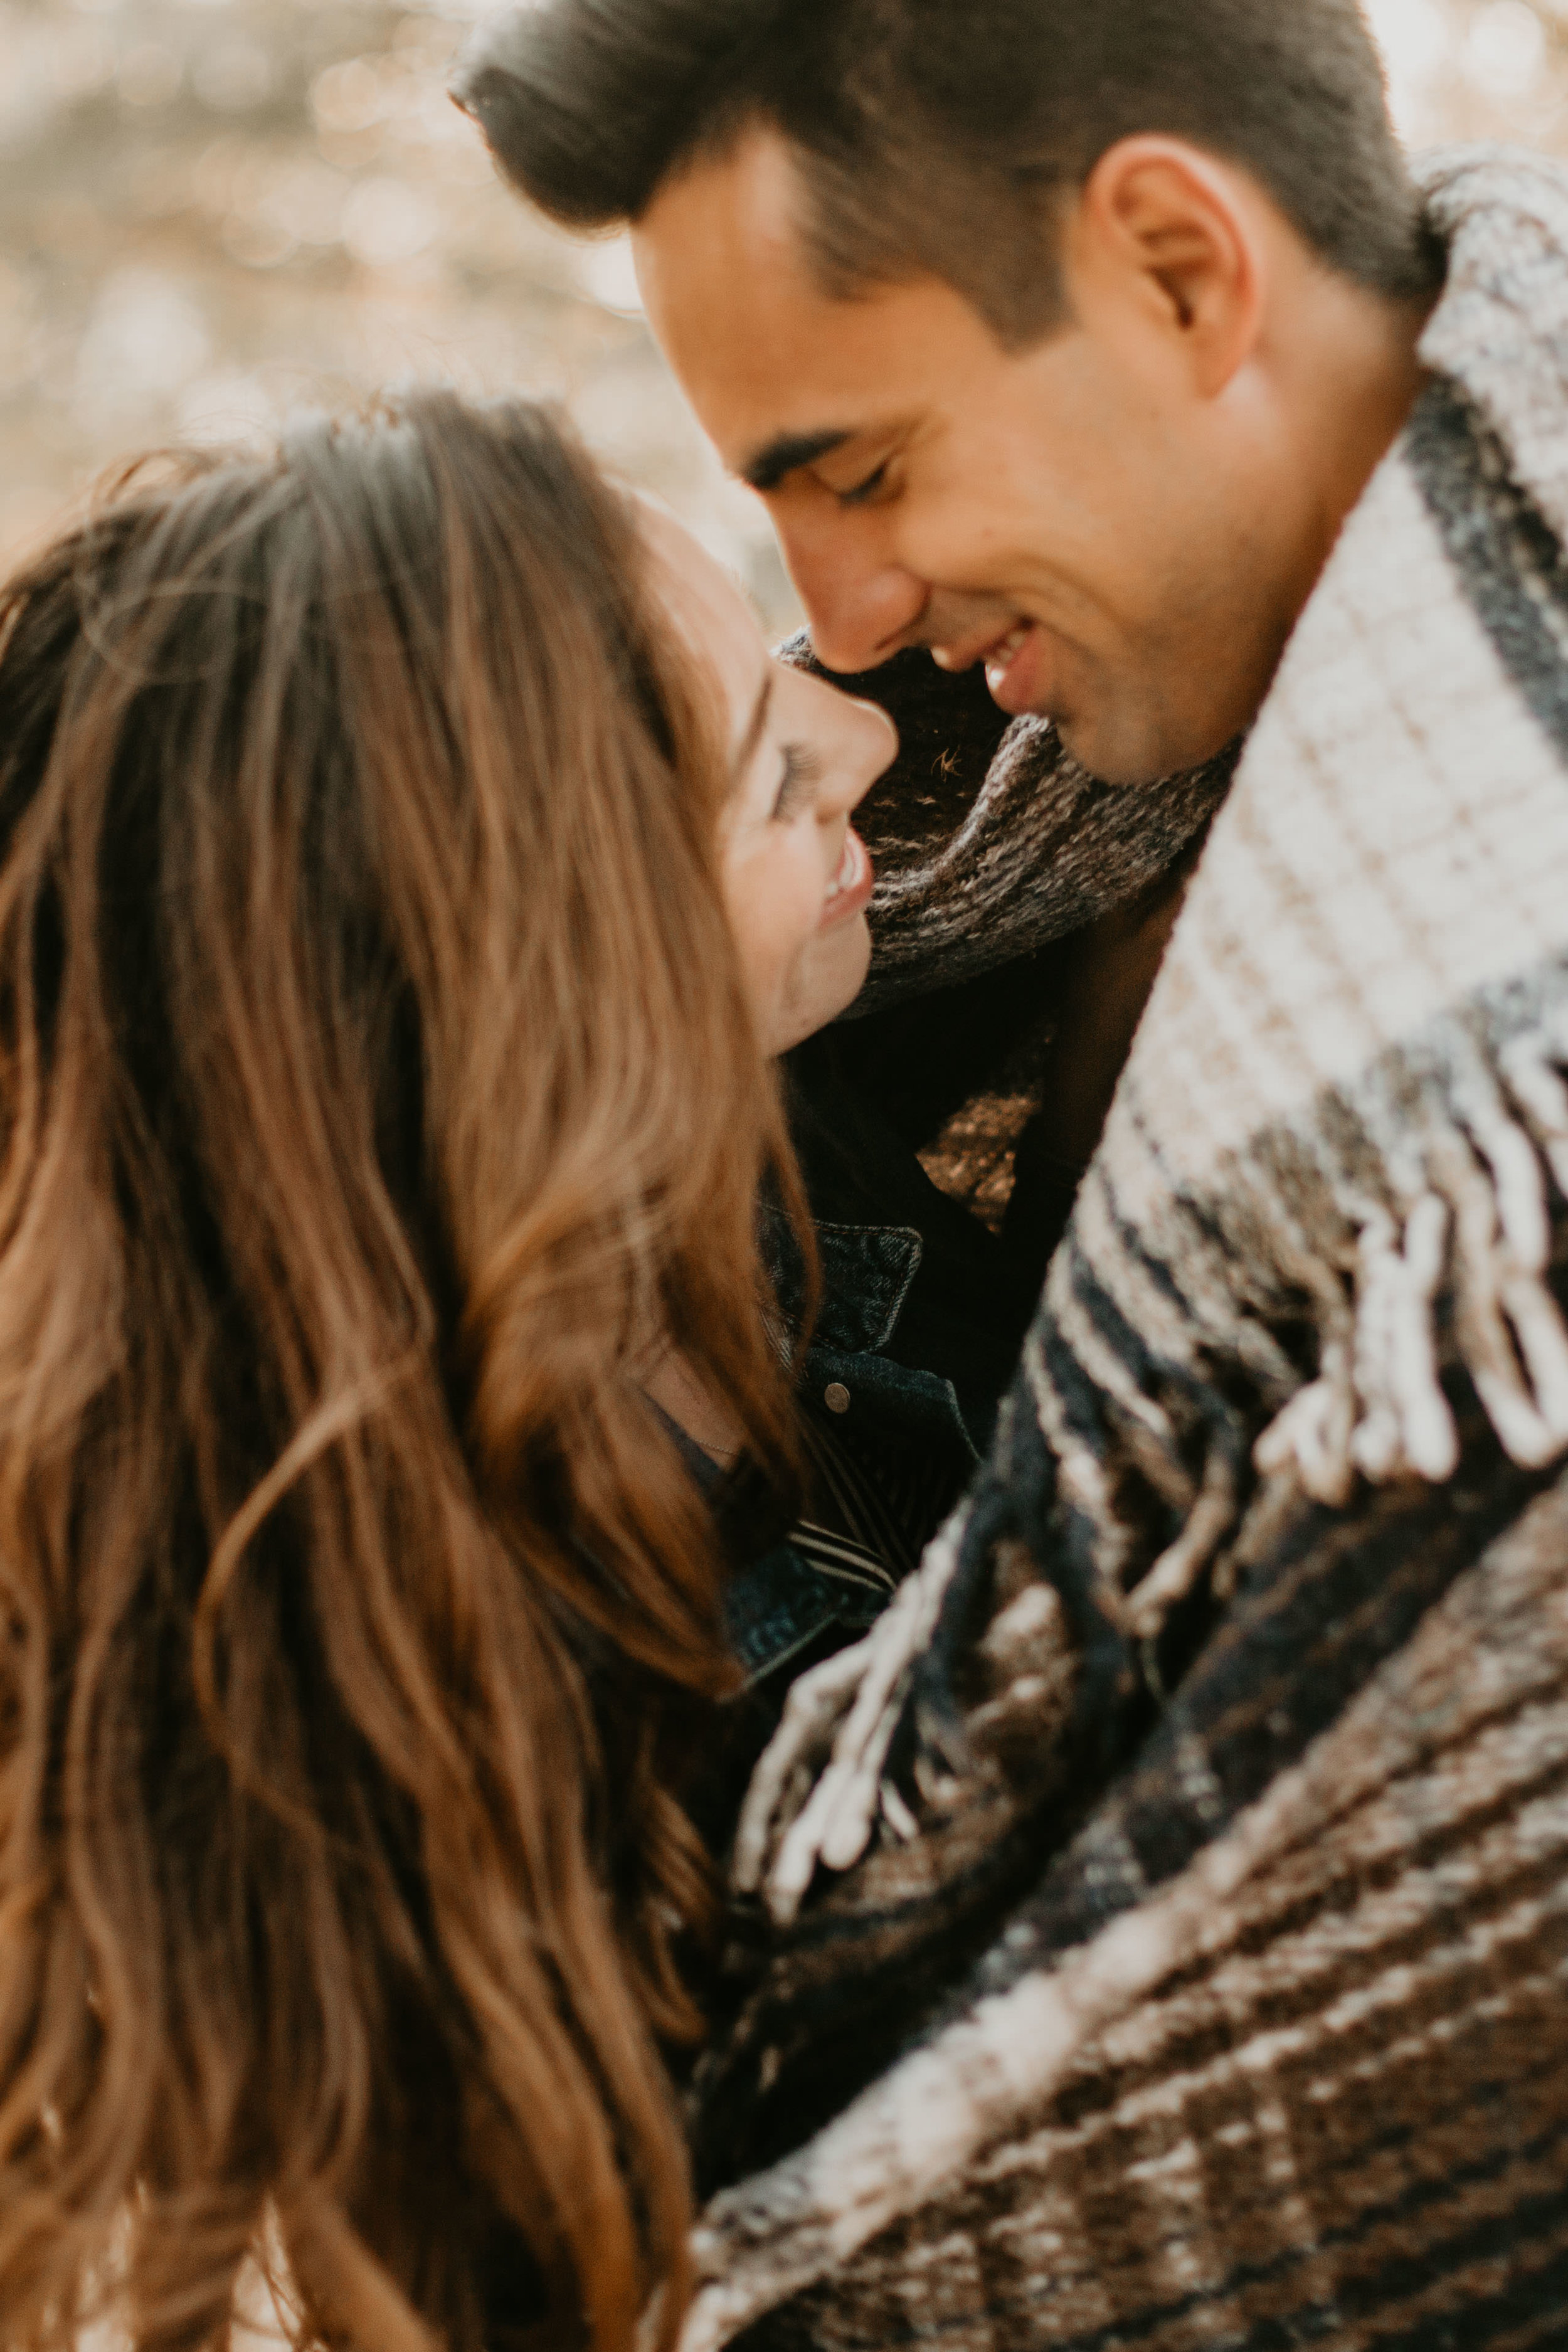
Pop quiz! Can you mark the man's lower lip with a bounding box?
[983,622,1046,714]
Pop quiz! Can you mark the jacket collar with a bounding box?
[765,1209,923,1357]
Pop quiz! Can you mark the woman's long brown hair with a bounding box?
[0,391,803,2352]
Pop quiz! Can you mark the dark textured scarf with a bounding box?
[780,642,1236,1018]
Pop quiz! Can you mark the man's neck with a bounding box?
[1282,263,1440,625]
[1031,862,1194,1178]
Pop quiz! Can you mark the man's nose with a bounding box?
[776,516,926,676]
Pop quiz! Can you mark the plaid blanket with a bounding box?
[681,147,1568,2352]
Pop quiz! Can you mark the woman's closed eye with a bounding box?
[772,743,823,821]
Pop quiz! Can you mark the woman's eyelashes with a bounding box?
[771,742,823,822]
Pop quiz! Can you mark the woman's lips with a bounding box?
[819,827,874,928]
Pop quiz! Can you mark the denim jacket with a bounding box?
[722,1218,982,1690]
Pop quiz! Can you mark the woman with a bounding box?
[641,509,993,1808]
[0,389,902,2352]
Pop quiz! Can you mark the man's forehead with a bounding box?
[633,132,984,481]
[633,127,816,330]
[639,238,903,480]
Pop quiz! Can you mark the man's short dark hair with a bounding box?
[453,0,1435,347]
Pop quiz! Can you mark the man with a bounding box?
[458,8,1568,2349]
[455,0,1435,1219]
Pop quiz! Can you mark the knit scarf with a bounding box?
[798,645,1237,1017]
[681,146,1568,2352]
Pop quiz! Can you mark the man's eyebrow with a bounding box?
[741,428,853,494]
[733,670,774,781]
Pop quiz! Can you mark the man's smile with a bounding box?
[930,613,1050,717]
[982,617,1051,714]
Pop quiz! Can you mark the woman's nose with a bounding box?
[837,699,898,813]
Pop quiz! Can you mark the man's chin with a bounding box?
[981,674,1159,783]
[1041,709,1152,788]
[1051,707,1229,788]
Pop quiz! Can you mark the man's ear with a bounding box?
[1073,137,1265,397]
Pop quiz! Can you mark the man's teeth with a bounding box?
[987,623,1030,672]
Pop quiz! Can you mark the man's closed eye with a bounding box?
[835,462,893,510]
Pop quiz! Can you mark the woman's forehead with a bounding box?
[639,506,760,656]
[638,502,770,748]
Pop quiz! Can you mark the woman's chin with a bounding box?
[773,914,873,1054]
[840,909,874,1007]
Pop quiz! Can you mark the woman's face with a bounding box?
[645,511,898,1056]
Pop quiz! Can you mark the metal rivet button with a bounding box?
[824,1382,852,1416]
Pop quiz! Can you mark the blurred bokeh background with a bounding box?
[0,0,1562,637]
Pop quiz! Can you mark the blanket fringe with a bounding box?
[1256,1036,1568,1503]
[731,1025,1568,1924]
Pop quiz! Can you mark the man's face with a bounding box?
[633,130,1301,786]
